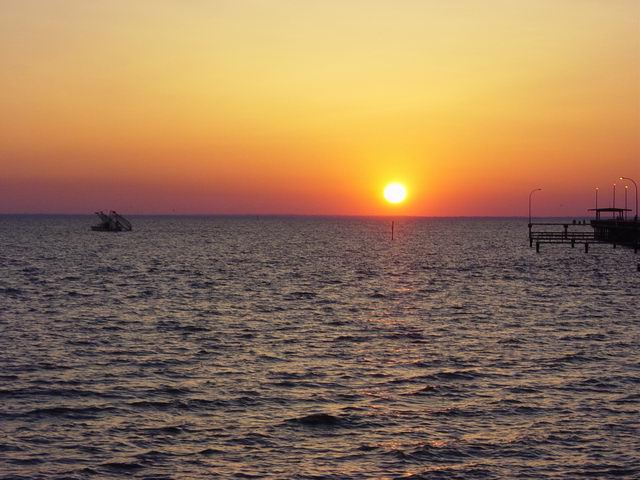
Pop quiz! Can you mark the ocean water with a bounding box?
[0,215,638,479]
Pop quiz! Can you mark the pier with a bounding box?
[529,208,639,254]
[589,208,639,251]
[529,222,600,253]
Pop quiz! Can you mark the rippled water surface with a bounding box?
[1,216,639,479]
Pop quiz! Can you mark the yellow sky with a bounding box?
[1,0,638,214]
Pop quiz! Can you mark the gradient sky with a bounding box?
[1,0,638,215]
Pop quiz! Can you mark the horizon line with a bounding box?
[0,212,599,219]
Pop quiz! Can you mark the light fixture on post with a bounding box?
[620,176,638,221]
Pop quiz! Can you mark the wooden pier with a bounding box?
[529,223,602,253]
[529,208,639,254]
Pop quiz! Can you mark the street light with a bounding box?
[625,185,628,220]
[620,176,638,221]
[528,188,542,227]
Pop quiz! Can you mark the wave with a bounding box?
[3,404,118,419]
[288,412,343,427]
[100,461,145,472]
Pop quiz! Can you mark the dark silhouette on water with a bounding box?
[91,211,132,232]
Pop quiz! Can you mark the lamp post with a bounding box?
[625,185,628,220]
[595,187,599,210]
[528,188,542,228]
[620,176,638,221]
[528,188,542,247]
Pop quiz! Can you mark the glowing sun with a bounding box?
[384,182,407,204]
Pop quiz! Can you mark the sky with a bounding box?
[1,0,638,216]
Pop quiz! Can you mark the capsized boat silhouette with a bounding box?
[91,211,132,232]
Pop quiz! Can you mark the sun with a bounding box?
[384,182,407,204]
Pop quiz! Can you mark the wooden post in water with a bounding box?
[391,221,395,241]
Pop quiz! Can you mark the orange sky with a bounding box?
[1,0,638,215]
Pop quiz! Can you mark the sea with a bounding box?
[0,215,638,479]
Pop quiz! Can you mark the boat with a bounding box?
[91,211,133,232]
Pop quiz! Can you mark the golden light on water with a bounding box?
[384,183,407,204]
